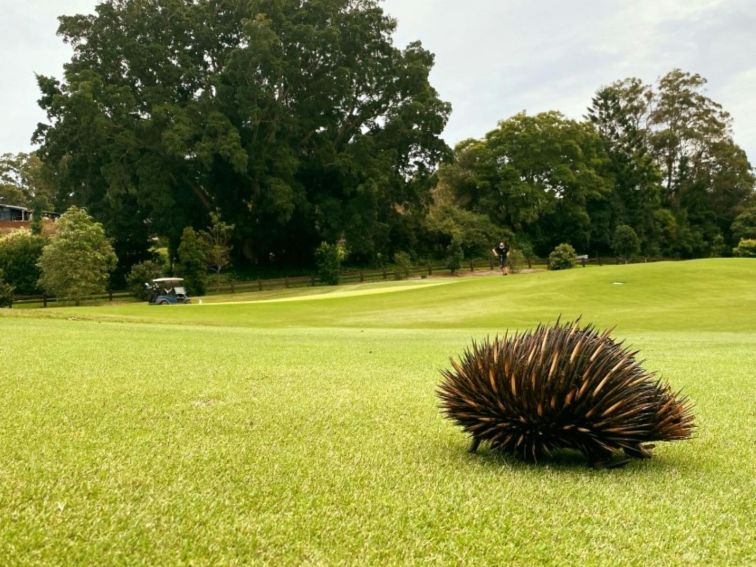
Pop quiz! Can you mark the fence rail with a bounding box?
[7,255,671,308]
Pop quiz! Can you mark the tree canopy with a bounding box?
[37,206,117,304]
[35,0,450,274]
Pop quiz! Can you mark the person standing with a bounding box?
[492,241,510,275]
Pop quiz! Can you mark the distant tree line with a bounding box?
[0,0,751,288]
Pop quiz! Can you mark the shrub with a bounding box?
[507,248,526,273]
[393,251,413,280]
[0,229,46,295]
[548,243,577,270]
[126,260,167,300]
[732,238,756,258]
[611,224,640,262]
[446,241,464,274]
[315,242,345,285]
[0,270,13,308]
[37,207,117,305]
[177,227,210,295]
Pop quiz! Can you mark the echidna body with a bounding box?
[438,320,694,467]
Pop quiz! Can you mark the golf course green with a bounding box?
[1,259,754,565]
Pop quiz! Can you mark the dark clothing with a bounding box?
[495,244,509,268]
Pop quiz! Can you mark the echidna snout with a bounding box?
[437,320,695,467]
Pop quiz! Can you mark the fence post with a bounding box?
[285,277,289,289]
[43,295,48,308]
[359,271,364,282]
[428,264,432,276]
[258,278,263,291]
[470,260,474,272]
[109,290,113,302]
[489,257,494,270]
[383,267,387,280]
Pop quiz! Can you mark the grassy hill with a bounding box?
[0,259,754,565]
[6,258,756,332]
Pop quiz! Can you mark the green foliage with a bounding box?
[0,152,56,209]
[37,207,117,304]
[0,269,13,307]
[611,224,641,261]
[445,241,464,273]
[506,248,526,273]
[177,227,210,296]
[202,212,234,278]
[548,243,577,270]
[35,0,450,266]
[588,70,755,256]
[424,202,503,259]
[439,112,612,255]
[732,238,756,258]
[0,229,46,295]
[731,207,756,241]
[315,242,346,285]
[393,251,413,280]
[126,260,167,300]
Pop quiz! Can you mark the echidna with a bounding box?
[438,320,695,467]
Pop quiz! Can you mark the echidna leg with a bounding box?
[623,444,654,460]
[468,437,481,453]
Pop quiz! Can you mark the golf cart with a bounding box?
[146,278,191,305]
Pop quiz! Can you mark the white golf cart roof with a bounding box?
[152,278,185,283]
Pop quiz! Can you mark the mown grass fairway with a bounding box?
[1,259,754,565]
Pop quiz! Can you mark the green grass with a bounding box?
[1,259,754,565]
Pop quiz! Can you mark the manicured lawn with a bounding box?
[1,259,754,565]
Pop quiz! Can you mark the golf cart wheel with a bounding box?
[184,299,191,304]
[158,300,168,305]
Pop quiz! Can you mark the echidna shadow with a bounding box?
[437,319,695,468]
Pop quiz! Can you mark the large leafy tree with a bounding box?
[0,153,57,210]
[35,0,450,271]
[37,206,117,304]
[438,112,612,255]
[588,70,755,256]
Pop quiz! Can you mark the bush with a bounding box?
[0,229,46,295]
[611,224,640,262]
[507,248,526,273]
[37,207,117,305]
[126,260,167,299]
[446,241,464,274]
[177,227,210,295]
[732,238,756,258]
[315,242,345,285]
[548,243,577,270]
[393,251,413,280]
[0,270,13,308]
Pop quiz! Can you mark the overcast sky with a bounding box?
[1,0,754,163]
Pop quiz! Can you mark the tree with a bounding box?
[315,241,346,285]
[588,70,755,256]
[37,207,117,305]
[35,0,451,268]
[438,112,612,256]
[201,212,234,287]
[0,153,57,209]
[176,227,210,296]
[0,270,13,308]
[611,224,640,262]
[731,206,756,241]
[0,229,46,295]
